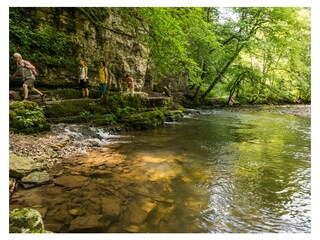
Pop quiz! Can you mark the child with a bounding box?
[125,73,135,97]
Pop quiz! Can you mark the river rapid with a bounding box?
[10,106,311,233]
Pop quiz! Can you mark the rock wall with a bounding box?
[11,8,150,91]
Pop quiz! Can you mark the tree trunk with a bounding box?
[201,44,245,99]
[192,62,206,101]
[227,74,244,105]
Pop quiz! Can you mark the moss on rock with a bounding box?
[44,99,109,118]
[43,93,180,130]
[9,208,47,233]
[120,109,166,130]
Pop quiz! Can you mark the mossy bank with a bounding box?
[9,93,185,134]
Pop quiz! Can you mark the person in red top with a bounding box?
[125,73,135,97]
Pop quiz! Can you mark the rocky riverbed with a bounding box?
[9,123,187,233]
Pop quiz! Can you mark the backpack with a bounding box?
[23,60,37,77]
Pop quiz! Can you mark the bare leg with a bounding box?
[23,84,29,99]
[82,88,85,97]
[85,88,89,97]
[31,87,43,96]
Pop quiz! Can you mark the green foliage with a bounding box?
[9,8,78,73]
[79,110,91,117]
[120,7,216,81]
[10,101,50,134]
[102,114,117,125]
[115,107,137,119]
[196,7,311,103]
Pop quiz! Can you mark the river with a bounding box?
[10,107,311,233]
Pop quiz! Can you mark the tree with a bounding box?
[200,7,310,102]
[230,8,311,103]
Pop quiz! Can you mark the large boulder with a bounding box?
[9,152,37,178]
[9,208,49,233]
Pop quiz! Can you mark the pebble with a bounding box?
[69,209,80,216]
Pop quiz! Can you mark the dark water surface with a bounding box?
[11,108,311,233]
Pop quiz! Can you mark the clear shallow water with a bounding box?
[11,108,311,233]
[111,110,311,232]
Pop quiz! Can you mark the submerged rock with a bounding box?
[9,208,49,233]
[53,175,88,188]
[21,171,51,188]
[101,197,122,220]
[69,214,109,233]
[124,225,140,233]
[121,197,156,225]
[45,223,63,233]
[68,208,81,216]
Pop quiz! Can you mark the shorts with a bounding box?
[80,79,89,88]
[23,79,35,89]
[99,84,107,94]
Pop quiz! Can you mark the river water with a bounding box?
[10,107,311,233]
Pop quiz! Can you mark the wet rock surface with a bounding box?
[21,171,51,188]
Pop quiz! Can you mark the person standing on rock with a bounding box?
[125,73,135,97]
[98,61,108,98]
[11,53,46,102]
[78,58,89,98]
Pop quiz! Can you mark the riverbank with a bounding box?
[221,104,311,117]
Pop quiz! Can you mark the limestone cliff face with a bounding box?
[13,8,150,91]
